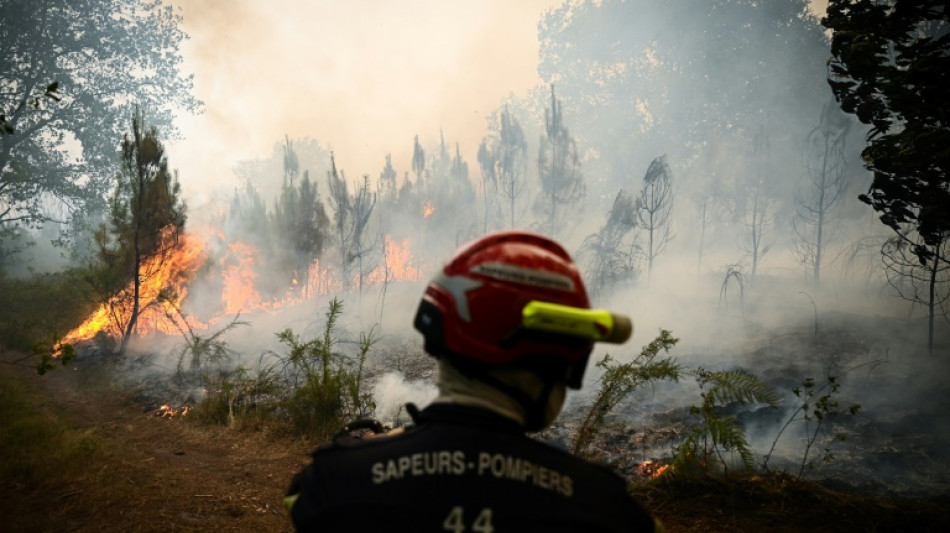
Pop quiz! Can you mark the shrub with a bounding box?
[571,329,680,457]
[670,368,779,477]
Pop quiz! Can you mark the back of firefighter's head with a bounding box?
[413,231,593,431]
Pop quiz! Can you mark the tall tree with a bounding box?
[327,154,376,291]
[536,85,584,238]
[97,110,186,356]
[478,106,529,229]
[273,139,330,292]
[825,0,950,354]
[579,189,639,296]
[0,0,199,233]
[793,98,852,286]
[536,0,829,197]
[412,135,427,195]
[378,153,398,201]
[635,156,674,281]
[743,126,778,283]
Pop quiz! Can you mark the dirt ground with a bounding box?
[2,348,948,533]
[1,350,304,533]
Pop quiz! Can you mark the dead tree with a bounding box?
[536,85,584,238]
[881,234,949,355]
[635,156,674,282]
[793,99,851,287]
[743,126,776,283]
[579,189,639,297]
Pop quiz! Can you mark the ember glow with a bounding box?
[156,404,189,417]
[637,460,670,479]
[423,201,435,218]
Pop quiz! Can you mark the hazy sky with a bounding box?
[168,0,830,205]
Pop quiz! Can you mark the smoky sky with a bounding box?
[167,0,830,208]
[167,0,560,205]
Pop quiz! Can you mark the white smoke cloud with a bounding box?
[373,371,438,427]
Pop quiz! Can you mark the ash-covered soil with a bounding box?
[2,340,949,533]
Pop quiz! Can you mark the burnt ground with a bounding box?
[2,347,949,533]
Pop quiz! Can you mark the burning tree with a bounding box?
[273,138,330,293]
[92,110,186,356]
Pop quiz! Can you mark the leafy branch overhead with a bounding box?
[824,0,950,355]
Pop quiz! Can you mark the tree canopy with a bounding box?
[824,0,949,354]
[537,0,830,191]
[0,0,200,232]
[825,0,949,257]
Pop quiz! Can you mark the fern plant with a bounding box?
[670,368,779,477]
[571,329,680,457]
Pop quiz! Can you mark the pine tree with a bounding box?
[97,109,186,356]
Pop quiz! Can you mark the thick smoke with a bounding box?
[31,0,946,498]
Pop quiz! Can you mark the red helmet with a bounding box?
[414,231,593,388]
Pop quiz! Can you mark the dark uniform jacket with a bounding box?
[286,403,657,532]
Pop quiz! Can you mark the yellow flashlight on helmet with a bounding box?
[521,300,633,344]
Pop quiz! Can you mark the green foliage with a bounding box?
[35,339,76,376]
[270,298,376,438]
[169,307,248,385]
[1,0,199,232]
[185,299,376,439]
[0,269,96,350]
[571,329,680,456]
[670,368,779,477]
[825,0,949,245]
[188,364,281,429]
[764,375,862,477]
[825,0,950,354]
[0,373,101,486]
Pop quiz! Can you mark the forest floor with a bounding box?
[1,347,948,533]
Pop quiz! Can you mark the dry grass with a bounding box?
[2,347,948,532]
[0,351,309,532]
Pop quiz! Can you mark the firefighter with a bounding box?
[286,231,663,532]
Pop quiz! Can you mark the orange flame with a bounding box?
[367,235,420,284]
[636,460,670,479]
[423,200,435,218]
[156,404,189,417]
[222,242,263,314]
[62,233,209,346]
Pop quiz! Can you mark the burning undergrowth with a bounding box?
[54,225,949,503]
